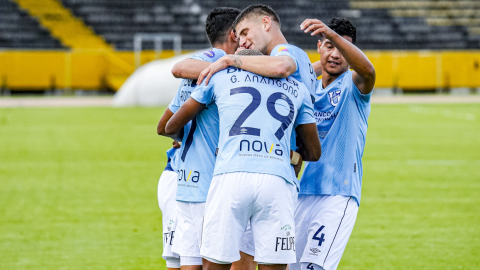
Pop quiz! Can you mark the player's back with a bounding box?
[191,68,314,185]
[168,48,226,202]
[175,100,219,203]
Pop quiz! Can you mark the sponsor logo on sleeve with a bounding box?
[203,50,215,58]
[278,46,289,52]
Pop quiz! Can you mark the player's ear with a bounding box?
[317,40,322,54]
[229,30,237,42]
[262,16,271,31]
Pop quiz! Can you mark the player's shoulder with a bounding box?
[199,48,226,59]
[204,67,233,87]
[285,75,301,86]
[191,48,226,62]
[273,44,305,56]
[339,70,355,89]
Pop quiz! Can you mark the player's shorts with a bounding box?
[289,195,359,270]
[239,221,255,257]
[171,201,205,265]
[201,172,297,264]
[157,170,179,260]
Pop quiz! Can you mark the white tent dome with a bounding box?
[112,49,209,107]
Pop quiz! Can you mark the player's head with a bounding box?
[232,4,281,54]
[236,49,263,56]
[318,17,357,76]
[205,7,241,47]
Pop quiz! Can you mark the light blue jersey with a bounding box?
[270,44,317,96]
[167,48,226,202]
[271,44,317,182]
[300,70,372,205]
[190,68,316,186]
[164,147,177,172]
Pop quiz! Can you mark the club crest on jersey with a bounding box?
[328,90,341,106]
[203,50,215,58]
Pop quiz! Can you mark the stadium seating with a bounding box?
[350,0,480,49]
[60,0,479,50]
[60,0,206,50]
[2,0,478,50]
[0,0,64,49]
[0,0,479,92]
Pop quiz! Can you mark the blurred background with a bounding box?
[0,0,479,99]
[0,0,479,269]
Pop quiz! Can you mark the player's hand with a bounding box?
[172,140,181,149]
[293,154,303,178]
[235,47,246,54]
[300,19,335,40]
[197,56,229,86]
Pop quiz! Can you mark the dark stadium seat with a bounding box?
[54,0,479,50]
[0,0,478,50]
[0,0,65,49]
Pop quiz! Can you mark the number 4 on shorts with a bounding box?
[312,225,326,246]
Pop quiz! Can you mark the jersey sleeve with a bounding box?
[294,86,316,127]
[190,78,215,105]
[190,48,226,62]
[350,72,372,104]
[168,84,184,113]
[271,45,299,77]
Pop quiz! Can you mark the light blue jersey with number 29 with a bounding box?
[190,68,316,186]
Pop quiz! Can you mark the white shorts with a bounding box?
[171,201,205,264]
[289,195,359,270]
[201,172,298,264]
[157,170,179,260]
[239,221,255,257]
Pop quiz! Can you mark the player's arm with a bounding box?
[165,98,205,138]
[301,19,375,94]
[295,123,321,161]
[157,107,174,135]
[171,58,212,79]
[157,108,182,147]
[197,55,296,85]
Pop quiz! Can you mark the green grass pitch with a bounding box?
[0,104,479,269]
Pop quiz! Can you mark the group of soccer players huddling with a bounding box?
[156,4,376,270]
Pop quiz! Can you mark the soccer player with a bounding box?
[155,141,181,270]
[289,18,376,270]
[157,7,240,270]
[198,4,318,95]
[196,4,318,178]
[165,49,321,270]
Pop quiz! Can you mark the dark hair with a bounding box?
[327,17,356,44]
[205,7,241,46]
[232,4,280,31]
[236,49,263,56]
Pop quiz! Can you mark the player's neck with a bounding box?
[321,70,341,89]
[214,42,236,55]
[266,31,288,55]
